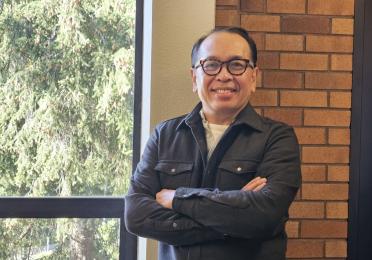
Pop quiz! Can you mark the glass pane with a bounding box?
[0,218,119,259]
[0,0,135,195]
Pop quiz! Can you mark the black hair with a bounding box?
[191,27,257,68]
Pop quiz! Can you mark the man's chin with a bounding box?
[211,105,244,116]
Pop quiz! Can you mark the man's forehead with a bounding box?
[198,32,251,58]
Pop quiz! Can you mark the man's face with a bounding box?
[191,32,258,123]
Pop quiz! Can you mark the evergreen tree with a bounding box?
[0,0,135,258]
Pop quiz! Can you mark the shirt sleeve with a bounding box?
[172,125,301,239]
[124,126,225,246]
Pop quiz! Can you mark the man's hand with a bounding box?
[241,176,267,191]
[156,189,176,209]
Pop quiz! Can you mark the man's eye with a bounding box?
[229,61,245,70]
[204,62,220,70]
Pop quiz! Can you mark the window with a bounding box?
[0,0,141,258]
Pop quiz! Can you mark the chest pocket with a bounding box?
[217,160,258,190]
[155,161,193,189]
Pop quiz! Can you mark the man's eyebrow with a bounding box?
[204,55,247,60]
[229,55,245,60]
[204,55,219,60]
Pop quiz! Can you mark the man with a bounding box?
[125,27,301,260]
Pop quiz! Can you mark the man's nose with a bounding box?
[215,64,233,81]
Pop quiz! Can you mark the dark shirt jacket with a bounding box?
[125,102,301,260]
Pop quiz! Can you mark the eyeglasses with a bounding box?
[193,58,255,76]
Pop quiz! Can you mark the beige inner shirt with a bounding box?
[200,110,230,159]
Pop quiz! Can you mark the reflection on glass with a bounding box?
[0,0,135,196]
[0,218,119,259]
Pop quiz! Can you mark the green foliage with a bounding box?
[0,0,135,258]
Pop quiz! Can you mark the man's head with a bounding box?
[190,27,258,124]
[191,27,257,68]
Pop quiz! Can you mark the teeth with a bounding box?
[215,89,233,93]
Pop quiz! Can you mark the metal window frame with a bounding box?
[0,1,143,259]
[348,0,372,259]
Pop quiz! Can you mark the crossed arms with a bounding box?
[156,176,267,209]
[124,125,300,246]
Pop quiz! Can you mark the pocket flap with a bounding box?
[218,160,258,174]
[155,161,193,175]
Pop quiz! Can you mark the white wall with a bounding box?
[139,1,215,259]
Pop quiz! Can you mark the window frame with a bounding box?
[349,0,372,259]
[0,0,143,259]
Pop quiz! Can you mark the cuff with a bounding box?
[172,187,204,217]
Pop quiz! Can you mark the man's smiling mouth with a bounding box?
[212,88,237,93]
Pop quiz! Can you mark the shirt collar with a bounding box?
[176,102,264,132]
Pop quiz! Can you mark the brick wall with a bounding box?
[216,0,353,258]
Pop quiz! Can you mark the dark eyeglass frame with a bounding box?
[192,58,255,76]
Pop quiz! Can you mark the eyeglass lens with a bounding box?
[202,59,250,76]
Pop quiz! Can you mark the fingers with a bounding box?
[253,182,266,192]
[241,177,258,191]
[156,189,175,209]
[241,176,267,191]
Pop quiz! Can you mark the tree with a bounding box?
[0,0,135,258]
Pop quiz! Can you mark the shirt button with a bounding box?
[236,167,242,172]
[172,222,178,228]
[171,168,176,173]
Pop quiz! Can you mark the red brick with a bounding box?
[295,187,301,200]
[240,0,265,12]
[241,15,280,32]
[256,70,263,88]
[265,34,304,51]
[267,0,306,14]
[306,35,353,53]
[264,108,303,126]
[216,10,240,27]
[329,128,350,145]
[286,221,299,238]
[308,0,354,15]
[280,53,328,71]
[325,240,347,257]
[289,202,324,218]
[294,127,326,144]
[330,92,351,108]
[328,165,349,182]
[326,202,348,219]
[286,239,324,258]
[301,220,347,238]
[257,52,279,69]
[331,54,353,71]
[282,15,330,34]
[216,0,239,6]
[302,146,349,163]
[304,109,350,127]
[263,71,303,88]
[302,183,349,200]
[250,32,265,51]
[301,164,327,182]
[305,72,352,90]
[250,89,278,106]
[332,18,354,35]
[281,90,327,107]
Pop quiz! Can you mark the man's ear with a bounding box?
[250,66,259,93]
[190,68,197,93]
